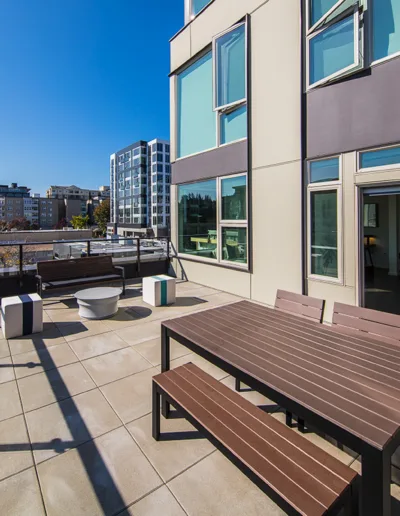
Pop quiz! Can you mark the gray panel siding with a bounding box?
[307,57,400,159]
[172,140,248,184]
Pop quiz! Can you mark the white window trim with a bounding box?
[307,10,360,90]
[177,174,249,270]
[357,144,400,173]
[307,157,343,284]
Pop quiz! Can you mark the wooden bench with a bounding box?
[36,256,125,297]
[153,363,358,516]
[275,290,325,323]
[332,302,400,346]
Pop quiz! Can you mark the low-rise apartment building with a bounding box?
[170,0,400,319]
[46,184,109,201]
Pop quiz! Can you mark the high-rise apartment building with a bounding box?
[109,139,170,237]
[169,0,400,327]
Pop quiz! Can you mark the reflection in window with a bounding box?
[310,0,338,27]
[360,146,400,169]
[178,180,217,259]
[222,227,247,264]
[220,106,247,145]
[221,176,247,220]
[310,190,338,278]
[373,0,400,61]
[310,158,339,183]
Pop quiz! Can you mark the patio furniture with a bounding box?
[153,363,359,516]
[0,293,43,339]
[332,302,400,346]
[142,275,176,307]
[75,287,122,319]
[36,256,125,297]
[160,300,400,516]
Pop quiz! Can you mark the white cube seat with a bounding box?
[142,275,176,307]
[1,294,43,339]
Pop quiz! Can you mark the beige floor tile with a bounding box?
[127,413,214,482]
[0,339,10,359]
[7,325,66,356]
[122,485,186,516]
[176,286,220,298]
[0,415,33,481]
[201,292,241,307]
[59,320,113,342]
[168,451,284,516]
[18,362,96,412]
[0,356,15,384]
[272,411,357,465]
[0,467,45,515]
[25,389,121,463]
[101,367,159,424]
[0,381,22,422]
[134,338,191,367]
[170,353,228,381]
[68,331,128,360]
[220,376,279,409]
[47,308,81,326]
[12,343,78,380]
[116,320,162,346]
[82,347,152,386]
[37,426,162,516]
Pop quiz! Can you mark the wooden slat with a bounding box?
[154,364,357,516]
[275,290,325,322]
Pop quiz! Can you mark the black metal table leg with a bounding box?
[361,446,391,516]
[152,382,160,441]
[235,378,241,392]
[161,324,171,419]
[286,411,293,427]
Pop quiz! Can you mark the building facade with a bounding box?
[169,0,400,320]
[109,139,170,237]
[0,183,31,198]
[46,185,109,201]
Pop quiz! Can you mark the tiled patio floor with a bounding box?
[1,280,400,515]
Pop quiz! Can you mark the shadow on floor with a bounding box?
[174,297,208,307]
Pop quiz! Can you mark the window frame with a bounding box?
[306,9,361,89]
[357,143,400,172]
[307,156,343,284]
[177,173,249,269]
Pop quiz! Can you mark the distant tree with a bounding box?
[30,222,39,231]
[71,214,89,229]
[93,199,110,236]
[7,217,31,231]
[54,217,68,230]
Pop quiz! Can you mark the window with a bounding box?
[178,174,248,266]
[152,154,157,163]
[165,144,170,153]
[165,164,170,174]
[152,164,157,173]
[307,1,362,88]
[157,143,163,152]
[359,145,400,170]
[308,157,341,281]
[133,148,140,156]
[372,0,400,62]
[220,105,247,146]
[157,153,163,162]
[177,52,216,158]
[157,164,163,173]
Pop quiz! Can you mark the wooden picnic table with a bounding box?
[161,299,400,516]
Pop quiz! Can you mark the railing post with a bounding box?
[137,237,141,274]
[167,237,170,262]
[19,244,23,284]
[87,240,91,257]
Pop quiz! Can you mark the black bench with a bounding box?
[153,363,359,516]
[36,256,125,296]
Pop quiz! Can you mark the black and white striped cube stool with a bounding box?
[1,293,43,339]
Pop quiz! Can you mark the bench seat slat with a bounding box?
[154,363,358,516]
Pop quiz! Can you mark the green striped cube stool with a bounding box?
[142,275,176,307]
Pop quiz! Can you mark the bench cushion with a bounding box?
[154,363,357,516]
[43,274,121,289]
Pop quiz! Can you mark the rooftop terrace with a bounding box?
[1,280,400,515]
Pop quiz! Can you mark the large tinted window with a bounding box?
[373,0,400,61]
[177,52,216,158]
[220,106,247,145]
[310,0,338,26]
[178,180,217,259]
[221,175,247,220]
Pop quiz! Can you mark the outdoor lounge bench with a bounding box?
[36,256,125,296]
[153,363,359,516]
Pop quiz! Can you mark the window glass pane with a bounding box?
[221,175,247,220]
[192,0,210,15]
[221,105,247,144]
[310,0,338,26]
[177,52,216,158]
[373,0,400,61]
[216,24,246,108]
[309,158,339,183]
[178,180,217,259]
[309,15,355,85]
[360,146,400,169]
[310,190,338,278]
[222,227,247,264]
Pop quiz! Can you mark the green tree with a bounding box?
[71,214,89,229]
[93,199,110,236]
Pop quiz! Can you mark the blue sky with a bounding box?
[0,0,183,196]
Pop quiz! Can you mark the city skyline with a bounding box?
[0,0,183,196]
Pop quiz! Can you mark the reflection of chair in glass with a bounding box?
[226,244,238,260]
